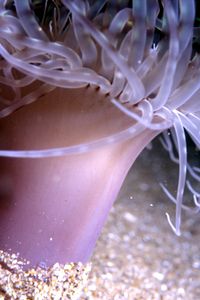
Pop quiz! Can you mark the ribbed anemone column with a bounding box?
[0,87,158,268]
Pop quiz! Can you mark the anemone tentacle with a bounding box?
[160,183,200,214]
[187,181,200,198]
[14,0,48,41]
[63,0,145,101]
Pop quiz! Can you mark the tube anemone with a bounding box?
[0,0,199,276]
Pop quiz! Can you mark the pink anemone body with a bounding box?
[0,0,199,268]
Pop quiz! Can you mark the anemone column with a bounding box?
[0,87,158,267]
[0,0,200,272]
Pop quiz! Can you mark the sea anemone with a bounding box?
[0,0,199,270]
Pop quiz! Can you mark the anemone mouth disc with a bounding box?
[0,86,146,158]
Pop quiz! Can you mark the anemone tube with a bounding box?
[0,0,199,269]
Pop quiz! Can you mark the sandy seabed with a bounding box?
[81,140,200,300]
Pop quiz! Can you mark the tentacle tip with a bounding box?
[165,212,181,236]
[175,229,181,237]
